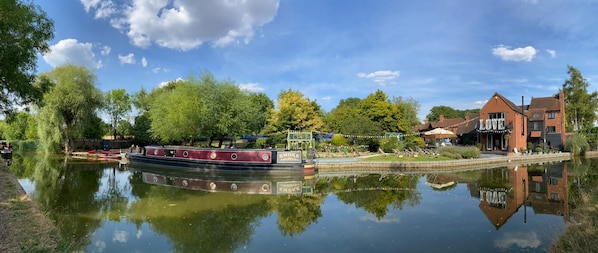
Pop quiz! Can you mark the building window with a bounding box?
[533,122,539,130]
[488,112,505,119]
[550,178,558,185]
[547,126,556,132]
[548,111,555,119]
[551,193,559,201]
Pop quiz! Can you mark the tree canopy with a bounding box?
[36,64,103,154]
[0,0,54,114]
[426,106,480,121]
[562,65,598,131]
[104,89,131,139]
[265,89,324,133]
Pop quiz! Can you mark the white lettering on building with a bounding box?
[479,118,506,130]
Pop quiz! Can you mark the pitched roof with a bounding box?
[529,96,560,111]
[493,92,524,114]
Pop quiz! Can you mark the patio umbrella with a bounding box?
[424,128,456,139]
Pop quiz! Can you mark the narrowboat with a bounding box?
[132,166,315,195]
[126,145,315,173]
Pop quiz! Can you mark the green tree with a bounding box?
[0,0,54,113]
[36,64,103,154]
[357,90,399,133]
[104,89,131,139]
[149,80,204,144]
[562,65,598,131]
[265,89,324,133]
[81,115,108,139]
[3,111,35,140]
[394,96,420,132]
[426,106,461,121]
[132,87,151,113]
[247,92,274,135]
[326,98,382,137]
[132,112,153,146]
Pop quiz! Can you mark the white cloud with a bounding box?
[357,70,401,85]
[474,100,487,105]
[546,49,556,58]
[158,77,184,88]
[238,82,265,92]
[492,45,538,62]
[43,39,103,69]
[321,96,331,101]
[112,230,128,243]
[100,45,111,56]
[494,232,541,249]
[141,57,148,67]
[118,53,136,64]
[83,0,280,51]
[80,0,117,19]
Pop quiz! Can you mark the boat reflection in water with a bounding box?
[132,165,316,195]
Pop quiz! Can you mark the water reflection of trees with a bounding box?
[15,155,107,251]
[319,174,421,219]
[126,172,325,250]
[268,195,324,236]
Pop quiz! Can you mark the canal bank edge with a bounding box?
[315,152,579,173]
[0,163,63,253]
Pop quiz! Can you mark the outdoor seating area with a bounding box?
[378,147,440,158]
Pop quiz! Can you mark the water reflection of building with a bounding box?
[526,164,569,221]
[475,165,529,230]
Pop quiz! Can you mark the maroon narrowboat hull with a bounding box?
[126,146,313,172]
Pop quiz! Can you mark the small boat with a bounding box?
[0,140,12,160]
[0,148,12,160]
[126,145,315,173]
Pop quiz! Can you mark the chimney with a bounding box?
[439,115,445,122]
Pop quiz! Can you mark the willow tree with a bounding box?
[0,0,54,114]
[36,64,103,154]
[149,80,204,144]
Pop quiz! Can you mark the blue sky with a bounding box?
[33,0,598,121]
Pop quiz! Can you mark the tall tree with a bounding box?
[394,96,420,132]
[265,89,324,133]
[357,90,399,133]
[247,92,274,135]
[36,64,103,154]
[104,89,131,140]
[562,65,598,131]
[149,80,204,144]
[0,0,54,114]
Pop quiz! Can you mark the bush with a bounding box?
[330,134,348,146]
[438,146,480,159]
[565,134,590,156]
[379,137,402,153]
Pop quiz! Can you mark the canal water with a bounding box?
[8,154,596,253]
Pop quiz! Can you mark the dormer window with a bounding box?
[533,113,540,119]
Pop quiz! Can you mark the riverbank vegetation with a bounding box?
[550,158,598,253]
[0,164,70,252]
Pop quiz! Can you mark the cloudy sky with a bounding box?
[33,0,598,121]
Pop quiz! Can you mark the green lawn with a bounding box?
[361,155,454,162]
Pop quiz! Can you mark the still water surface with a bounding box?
[9,155,589,253]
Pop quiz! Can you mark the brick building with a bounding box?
[417,91,567,152]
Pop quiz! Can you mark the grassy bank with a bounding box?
[551,189,598,252]
[0,164,67,253]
